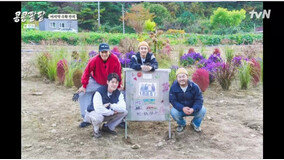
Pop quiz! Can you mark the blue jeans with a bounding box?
[170,106,206,127]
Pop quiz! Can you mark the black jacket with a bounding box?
[129,52,158,71]
[87,85,120,112]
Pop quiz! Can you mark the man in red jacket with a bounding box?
[77,43,122,127]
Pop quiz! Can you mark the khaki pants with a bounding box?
[84,110,128,133]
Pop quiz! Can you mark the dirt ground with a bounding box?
[21,43,263,159]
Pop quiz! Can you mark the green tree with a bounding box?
[124,4,154,33]
[144,3,171,27]
[210,7,246,28]
[21,2,59,18]
[76,3,105,31]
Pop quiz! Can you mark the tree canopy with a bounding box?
[21,1,263,34]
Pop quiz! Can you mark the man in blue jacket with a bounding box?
[169,68,206,132]
[130,41,158,72]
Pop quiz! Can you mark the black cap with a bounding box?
[99,43,110,52]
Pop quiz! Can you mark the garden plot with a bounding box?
[21,43,263,159]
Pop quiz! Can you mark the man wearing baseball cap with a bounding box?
[76,43,122,128]
[169,68,206,132]
[130,41,158,72]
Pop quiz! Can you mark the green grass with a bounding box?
[238,60,251,90]
[224,46,234,63]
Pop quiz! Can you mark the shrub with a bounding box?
[249,58,261,87]
[259,58,263,83]
[160,42,173,56]
[111,46,121,58]
[202,61,222,83]
[119,57,131,68]
[180,52,204,67]
[214,62,237,90]
[113,49,135,68]
[166,29,185,35]
[238,60,251,89]
[196,52,223,84]
[232,55,249,67]
[224,46,234,63]
[144,19,156,32]
[64,64,79,88]
[118,37,139,54]
[213,48,221,55]
[72,69,83,89]
[47,50,68,82]
[187,34,198,45]
[188,48,195,53]
[36,52,51,78]
[71,51,79,60]
[207,52,223,64]
[57,59,68,84]
[185,33,263,46]
[180,56,195,67]
[192,68,209,92]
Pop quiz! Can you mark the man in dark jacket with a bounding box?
[130,41,158,72]
[169,68,206,132]
[83,73,128,138]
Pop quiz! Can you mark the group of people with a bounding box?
[75,41,206,138]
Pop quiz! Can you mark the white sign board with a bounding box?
[124,68,171,121]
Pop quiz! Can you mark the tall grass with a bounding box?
[36,48,69,81]
[200,45,208,59]
[224,46,234,63]
[238,60,251,89]
[64,66,78,87]
[36,52,50,78]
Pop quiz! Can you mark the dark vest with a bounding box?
[87,85,121,112]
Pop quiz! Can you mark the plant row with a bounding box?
[186,33,263,46]
[22,30,262,46]
[175,47,262,91]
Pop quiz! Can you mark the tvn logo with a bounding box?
[249,9,271,19]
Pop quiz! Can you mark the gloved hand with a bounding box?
[72,92,79,102]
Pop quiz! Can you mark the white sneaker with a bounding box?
[191,121,201,132]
